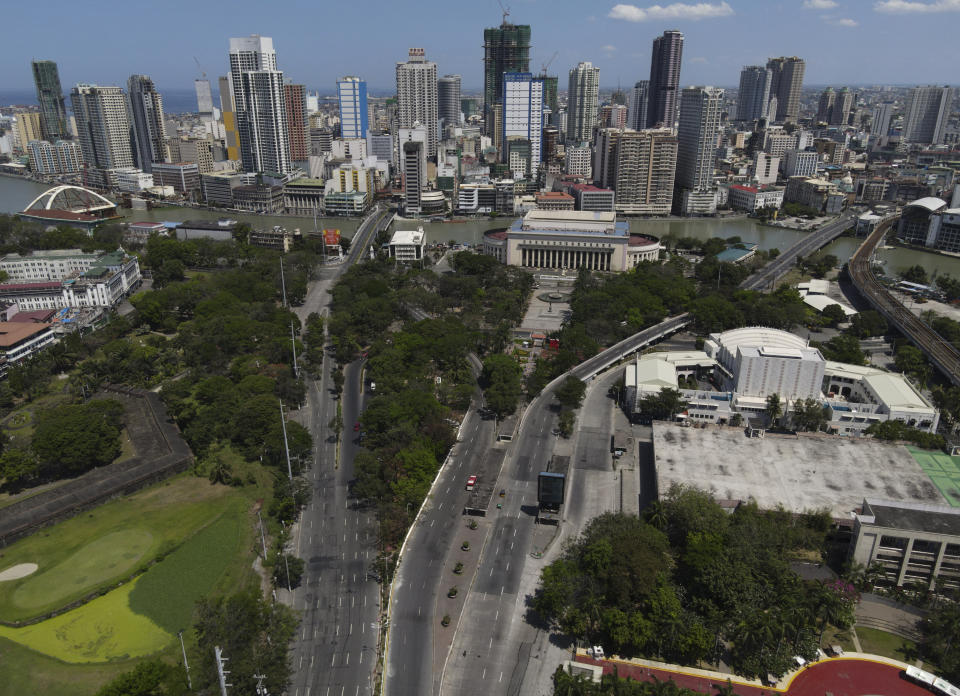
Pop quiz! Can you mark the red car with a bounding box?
[354,422,361,431]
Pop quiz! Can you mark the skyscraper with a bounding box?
[737,66,771,122]
[902,86,952,144]
[567,61,599,144]
[502,72,543,179]
[871,103,893,138]
[338,76,369,139]
[218,75,240,161]
[396,48,438,158]
[32,60,68,141]
[229,35,291,173]
[676,86,723,192]
[127,74,168,172]
[831,87,852,127]
[483,20,531,131]
[627,81,649,131]
[71,84,135,184]
[766,57,805,123]
[612,128,677,216]
[816,87,835,124]
[399,125,428,215]
[438,75,462,129]
[647,30,684,128]
[195,79,214,119]
[284,83,309,163]
[541,76,558,118]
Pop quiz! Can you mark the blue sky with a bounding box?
[3,0,958,94]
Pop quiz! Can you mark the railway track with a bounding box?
[848,218,960,386]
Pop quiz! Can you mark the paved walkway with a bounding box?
[856,594,924,640]
[575,651,932,696]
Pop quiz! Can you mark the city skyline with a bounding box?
[3,0,960,96]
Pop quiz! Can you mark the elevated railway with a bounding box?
[848,217,960,386]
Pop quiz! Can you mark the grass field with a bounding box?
[0,579,173,662]
[855,626,917,663]
[0,476,235,623]
[907,446,960,506]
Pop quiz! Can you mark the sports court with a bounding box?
[907,446,960,507]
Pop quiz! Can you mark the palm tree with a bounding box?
[644,500,668,531]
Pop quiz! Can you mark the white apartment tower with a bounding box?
[627,81,649,131]
[676,86,723,191]
[903,86,952,145]
[229,35,292,174]
[396,48,438,158]
[566,62,599,144]
[127,74,168,172]
[612,128,678,216]
[70,84,135,181]
[502,72,543,179]
[737,66,771,122]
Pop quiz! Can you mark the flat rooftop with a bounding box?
[653,423,946,517]
[864,499,960,535]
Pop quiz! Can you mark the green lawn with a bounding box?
[0,475,236,623]
[856,626,917,663]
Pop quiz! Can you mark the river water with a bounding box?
[4,174,960,279]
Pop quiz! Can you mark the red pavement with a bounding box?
[577,655,932,696]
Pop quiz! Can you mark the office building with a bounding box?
[627,81,649,131]
[152,162,200,195]
[218,75,241,162]
[647,30,684,128]
[727,184,783,213]
[502,72,543,179]
[611,128,677,216]
[676,87,723,192]
[831,87,852,127]
[71,84,135,185]
[127,74,168,172]
[567,62,599,144]
[229,35,291,174]
[113,168,154,193]
[783,149,819,178]
[399,125,428,215]
[337,76,368,139]
[396,48,438,158]
[565,144,591,178]
[32,60,68,142]
[438,74,461,127]
[388,228,426,262]
[14,113,43,154]
[542,75,558,122]
[903,86,952,145]
[483,20,531,131]
[195,79,214,119]
[284,83,309,162]
[752,152,779,186]
[871,103,893,138]
[766,56,805,123]
[177,139,214,174]
[737,66,771,122]
[816,87,835,124]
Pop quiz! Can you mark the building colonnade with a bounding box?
[519,246,612,270]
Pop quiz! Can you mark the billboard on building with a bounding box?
[537,471,566,506]
[323,229,341,246]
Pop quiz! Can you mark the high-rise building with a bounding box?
[766,57,805,123]
[284,83,309,163]
[337,76,369,139]
[438,75,462,128]
[737,66,771,122]
[218,75,241,161]
[14,113,43,154]
[399,124,427,215]
[816,87,835,124]
[229,35,292,173]
[627,81,649,131]
[31,60,68,141]
[647,30,684,128]
[396,48,438,158]
[28,139,83,175]
[195,79,214,119]
[127,74,168,172]
[831,87,852,127]
[612,128,677,216]
[483,20,531,131]
[542,75,558,120]
[502,72,543,179]
[71,84,135,183]
[871,103,893,138]
[676,86,724,191]
[567,61,599,144]
[903,86,952,145]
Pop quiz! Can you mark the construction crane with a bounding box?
[540,51,559,76]
[193,56,207,80]
[497,0,510,24]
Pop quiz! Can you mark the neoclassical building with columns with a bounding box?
[481,210,660,272]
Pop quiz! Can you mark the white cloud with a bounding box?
[874,0,960,12]
[803,0,838,8]
[833,16,859,25]
[602,44,617,52]
[689,56,708,63]
[608,1,734,22]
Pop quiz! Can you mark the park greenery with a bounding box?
[918,598,960,683]
[553,669,712,696]
[533,490,848,681]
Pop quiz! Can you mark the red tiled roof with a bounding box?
[571,184,612,193]
[21,209,98,221]
[536,192,573,200]
[731,185,758,193]
[11,310,57,322]
[628,234,660,247]
[484,230,508,240]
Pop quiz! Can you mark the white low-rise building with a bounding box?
[388,228,426,262]
[727,185,784,212]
